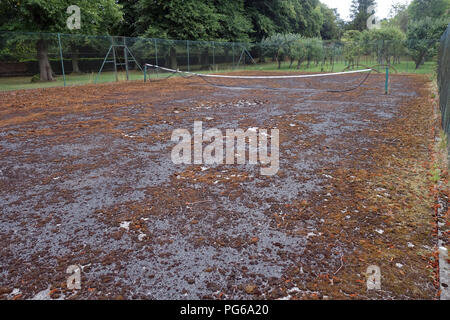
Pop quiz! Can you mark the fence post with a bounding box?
[57,33,66,87]
[232,43,235,69]
[154,38,159,77]
[187,40,190,72]
[123,37,129,81]
[212,41,215,70]
[111,36,118,82]
[385,66,389,94]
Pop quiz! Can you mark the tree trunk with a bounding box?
[415,52,426,69]
[71,48,81,73]
[37,39,54,81]
[169,47,177,69]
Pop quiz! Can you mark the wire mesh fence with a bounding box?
[0,31,442,91]
[438,24,450,138]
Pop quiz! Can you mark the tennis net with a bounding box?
[144,63,376,93]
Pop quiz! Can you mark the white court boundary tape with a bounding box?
[145,64,372,80]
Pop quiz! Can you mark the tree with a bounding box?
[320,5,340,40]
[350,0,377,31]
[244,0,322,41]
[304,38,324,68]
[115,0,139,37]
[262,33,288,69]
[387,2,409,33]
[409,0,450,21]
[214,0,253,42]
[407,17,449,68]
[136,0,221,40]
[284,33,304,68]
[0,0,123,81]
[369,27,406,64]
[342,30,362,66]
[135,0,223,69]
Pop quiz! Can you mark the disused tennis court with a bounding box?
[0,72,439,299]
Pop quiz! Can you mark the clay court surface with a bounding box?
[0,72,440,299]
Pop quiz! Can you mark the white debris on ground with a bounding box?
[9,288,21,299]
[120,221,131,231]
[31,287,66,300]
[31,287,51,300]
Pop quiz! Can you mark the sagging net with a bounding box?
[144,63,375,93]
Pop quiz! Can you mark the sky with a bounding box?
[320,0,412,21]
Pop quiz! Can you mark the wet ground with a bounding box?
[0,72,442,299]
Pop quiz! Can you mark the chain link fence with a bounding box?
[438,24,450,138]
[0,31,441,91]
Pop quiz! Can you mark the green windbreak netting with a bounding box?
[438,24,450,136]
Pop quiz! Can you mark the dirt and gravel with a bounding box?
[0,72,445,300]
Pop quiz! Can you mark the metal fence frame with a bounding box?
[0,31,443,90]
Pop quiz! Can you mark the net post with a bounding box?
[385,66,389,94]
[57,33,66,87]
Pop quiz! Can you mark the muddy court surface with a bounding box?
[0,73,441,299]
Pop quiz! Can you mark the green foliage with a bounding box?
[320,4,340,40]
[386,2,409,33]
[407,17,449,69]
[131,0,326,42]
[342,30,362,65]
[341,27,407,66]
[370,27,406,64]
[409,0,450,21]
[214,0,253,42]
[115,0,139,37]
[136,0,221,40]
[262,33,323,69]
[246,0,322,40]
[304,37,324,67]
[0,0,123,34]
[261,33,288,69]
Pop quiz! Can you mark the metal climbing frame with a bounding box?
[95,37,143,84]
